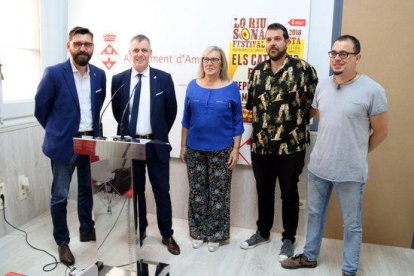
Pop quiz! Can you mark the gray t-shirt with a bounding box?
[308,74,388,183]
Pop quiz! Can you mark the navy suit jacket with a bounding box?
[35,59,106,163]
[111,67,177,163]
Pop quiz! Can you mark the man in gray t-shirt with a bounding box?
[281,35,388,276]
[308,74,388,183]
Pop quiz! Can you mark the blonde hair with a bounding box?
[198,46,229,81]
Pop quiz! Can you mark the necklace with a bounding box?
[334,73,359,90]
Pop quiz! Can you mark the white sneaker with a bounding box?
[207,242,219,252]
[192,239,204,249]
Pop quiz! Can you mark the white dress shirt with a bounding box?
[71,60,93,131]
[130,66,152,135]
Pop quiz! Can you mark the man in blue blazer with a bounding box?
[35,27,106,266]
[111,34,179,255]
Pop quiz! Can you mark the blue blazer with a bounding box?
[35,59,106,163]
[111,67,177,163]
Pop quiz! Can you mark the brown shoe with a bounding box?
[281,253,317,269]
[58,245,75,266]
[80,229,96,242]
[162,236,180,255]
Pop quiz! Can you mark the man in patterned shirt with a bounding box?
[240,23,318,262]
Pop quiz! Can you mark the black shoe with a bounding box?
[80,229,96,242]
[58,245,75,266]
[162,236,180,255]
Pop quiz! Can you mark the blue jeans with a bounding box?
[304,172,365,275]
[50,154,94,245]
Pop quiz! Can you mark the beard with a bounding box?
[331,62,345,75]
[332,67,344,75]
[268,46,287,61]
[73,51,92,66]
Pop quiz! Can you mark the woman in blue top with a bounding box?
[180,46,244,252]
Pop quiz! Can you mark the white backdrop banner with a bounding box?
[69,0,311,165]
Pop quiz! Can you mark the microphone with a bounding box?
[96,83,125,140]
[119,85,139,141]
[337,83,341,90]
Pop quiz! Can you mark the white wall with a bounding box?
[66,0,335,233]
[308,0,335,78]
[0,0,335,238]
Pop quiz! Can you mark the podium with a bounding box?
[74,136,170,276]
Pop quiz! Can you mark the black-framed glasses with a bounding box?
[72,41,94,49]
[202,57,221,64]
[328,51,357,59]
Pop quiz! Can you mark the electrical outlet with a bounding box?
[18,175,29,200]
[0,182,5,209]
[299,199,306,210]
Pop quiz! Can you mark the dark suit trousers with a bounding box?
[132,144,173,237]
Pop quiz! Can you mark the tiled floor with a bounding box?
[0,199,413,276]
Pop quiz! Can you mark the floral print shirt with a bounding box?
[246,56,318,155]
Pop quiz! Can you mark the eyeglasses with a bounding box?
[328,51,357,59]
[202,57,221,64]
[72,41,94,49]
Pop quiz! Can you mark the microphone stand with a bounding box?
[96,83,125,140]
[118,85,138,141]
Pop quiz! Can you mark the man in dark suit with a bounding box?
[111,34,179,255]
[35,26,106,266]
